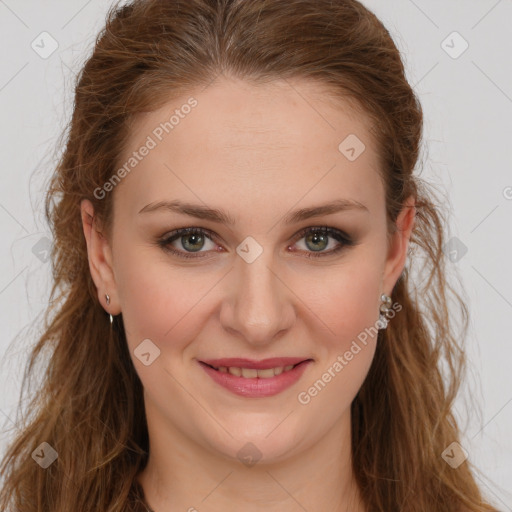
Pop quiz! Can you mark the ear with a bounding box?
[382,195,416,295]
[80,199,121,315]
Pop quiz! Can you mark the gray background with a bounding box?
[0,0,510,508]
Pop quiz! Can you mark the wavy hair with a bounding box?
[0,0,499,510]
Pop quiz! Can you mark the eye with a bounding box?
[290,226,355,258]
[156,226,355,259]
[157,227,219,259]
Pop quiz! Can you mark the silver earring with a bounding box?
[105,294,113,325]
[377,293,393,330]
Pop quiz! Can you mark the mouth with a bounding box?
[197,358,314,398]
[199,359,312,379]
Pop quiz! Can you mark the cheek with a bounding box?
[294,264,382,425]
[114,249,208,354]
[300,259,383,348]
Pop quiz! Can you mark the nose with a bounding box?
[219,251,296,347]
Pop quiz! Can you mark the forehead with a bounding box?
[113,77,384,222]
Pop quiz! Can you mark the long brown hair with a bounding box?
[0,0,500,510]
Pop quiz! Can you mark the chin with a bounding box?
[204,422,308,466]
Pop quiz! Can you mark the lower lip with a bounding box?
[198,360,313,398]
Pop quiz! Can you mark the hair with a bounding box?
[0,0,500,510]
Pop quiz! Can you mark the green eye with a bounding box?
[157,226,355,260]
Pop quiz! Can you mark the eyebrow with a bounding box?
[138,198,369,225]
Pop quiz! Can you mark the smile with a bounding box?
[197,359,313,398]
[206,363,300,378]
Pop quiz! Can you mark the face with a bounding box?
[82,76,414,464]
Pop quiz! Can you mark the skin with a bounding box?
[81,76,415,512]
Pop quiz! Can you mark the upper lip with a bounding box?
[199,357,312,370]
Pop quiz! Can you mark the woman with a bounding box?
[0,0,500,510]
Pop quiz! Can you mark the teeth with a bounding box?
[241,368,258,378]
[215,364,298,378]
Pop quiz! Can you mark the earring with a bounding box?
[377,293,393,330]
[105,293,113,325]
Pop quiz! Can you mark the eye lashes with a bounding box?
[157,226,355,260]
